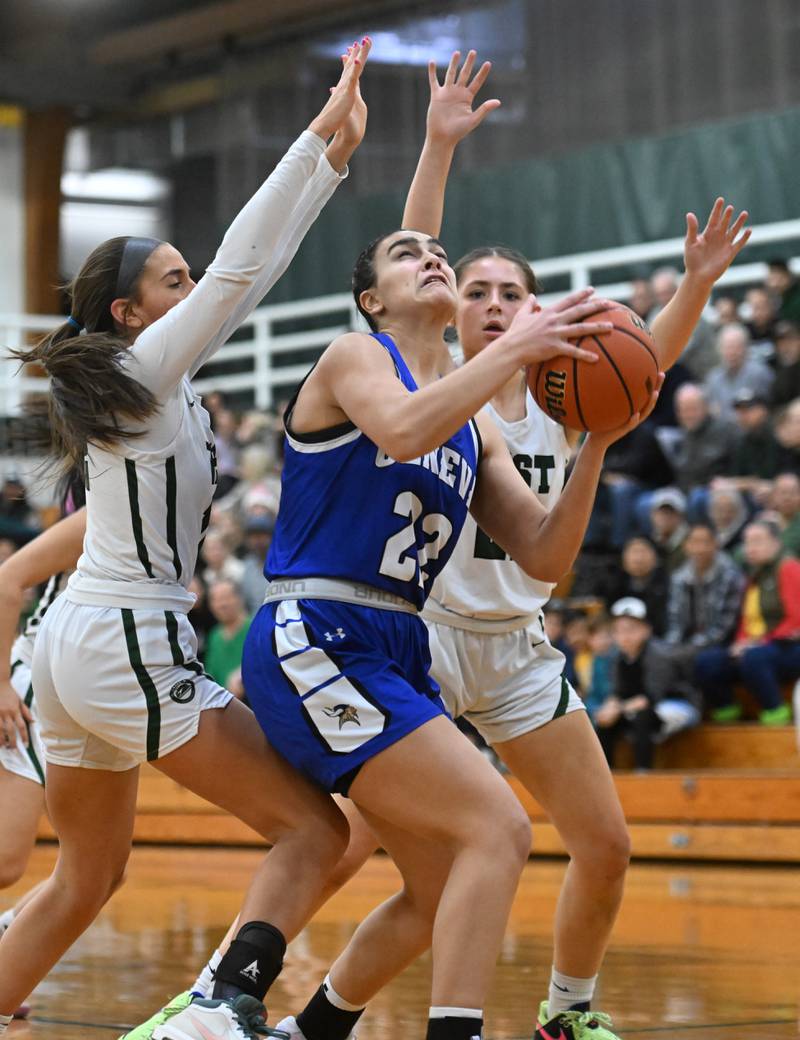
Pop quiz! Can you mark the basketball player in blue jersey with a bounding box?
[0,43,373,1040]
[232,105,666,1039]
[265,54,749,1040]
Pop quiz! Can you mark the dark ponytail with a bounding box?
[9,236,161,472]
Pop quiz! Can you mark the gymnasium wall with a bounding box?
[0,108,24,314]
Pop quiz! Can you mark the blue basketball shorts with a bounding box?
[242,597,447,793]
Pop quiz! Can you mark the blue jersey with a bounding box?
[267,332,481,610]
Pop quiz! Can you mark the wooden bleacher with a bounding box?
[36,724,800,863]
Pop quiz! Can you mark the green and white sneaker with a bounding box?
[534,1000,623,1039]
[117,991,193,1040]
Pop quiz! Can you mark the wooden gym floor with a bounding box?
[4,845,799,1039]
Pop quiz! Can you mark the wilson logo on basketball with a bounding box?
[543,369,568,419]
[169,679,196,704]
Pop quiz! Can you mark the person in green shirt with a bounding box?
[204,579,252,691]
[772,472,800,558]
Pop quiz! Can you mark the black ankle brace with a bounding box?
[212,921,287,1001]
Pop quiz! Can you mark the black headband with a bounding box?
[115,237,163,298]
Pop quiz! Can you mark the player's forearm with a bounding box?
[378,337,524,461]
[513,436,607,582]
[401,138,456,237]
[650,272,715,370]
[0,585,25,682]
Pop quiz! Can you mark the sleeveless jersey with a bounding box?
[424,388,571,628]
[68,382,216,612]
[267,333,481,611]
[11,571,68,667]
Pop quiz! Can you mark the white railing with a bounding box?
[3,216,800,416]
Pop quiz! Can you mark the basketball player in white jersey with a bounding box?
[0,42,372,1040]
[0,485,85,1021]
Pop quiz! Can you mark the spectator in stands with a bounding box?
[720,388,794,506]
[187,573,216,659]
[743,286,777,362]
[594,597,702,769]
[0,474,39,544]
[771,321,800,408]
[708,485,749,555]
[629,278,654,320]
[770,472,800,557]
[201,528,245,587]
[775,398,800,474]
[216,443,277,525]
[673,383,737,520]
[204,579,252,690]
[607,536,669,635]
[704,323,775,421]
[211,407,241,499]
[647,487,688,571]
[714,296,740,326]
[543,602,579,692]
[648,267,717,380]
[695,518,800,724]
[583,614,616,720]
[766,259,800,325]
[239,513,274,614]
[564,608,592,694]
[665,522,745,674]
[589,423,674,549]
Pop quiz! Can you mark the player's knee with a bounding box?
[483,798,532,872]
[576,824,631,880]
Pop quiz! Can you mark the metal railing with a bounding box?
[3,216,800,417]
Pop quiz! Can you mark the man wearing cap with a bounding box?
[717,388,794,504]
[771,321,800,408]
[240,514,275,614]
[648,487,689,572]
[594,597,702,769]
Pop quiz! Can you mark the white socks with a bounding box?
[548,967,598,1016]
[323,973,365,1013]
[192,948,223,997]
[0,1013,12,1034]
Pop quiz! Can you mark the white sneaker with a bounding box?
[154,996,288,1040]
[274,1016,357,1040]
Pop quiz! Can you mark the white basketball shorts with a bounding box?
[0,658,46,786]
[32,595,232,771]
[426,616,584,746]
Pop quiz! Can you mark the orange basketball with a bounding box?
[530,304,659,432]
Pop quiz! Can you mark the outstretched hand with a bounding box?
[684,197,751,286]
[309,37,371,143]
[426,49,501,149]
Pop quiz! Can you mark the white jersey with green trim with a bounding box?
[423,389,571,632]
[67,130,345,612]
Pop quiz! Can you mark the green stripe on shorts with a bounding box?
[122,608,162,761]
[551,673,570,720]
[164,611,205,676]
[23,682,45,785]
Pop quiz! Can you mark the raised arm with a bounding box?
[306,290,612,461]
[650,198,751,370]
[132,40,371,397]
[0,509,86,748]
[402,50,500,237]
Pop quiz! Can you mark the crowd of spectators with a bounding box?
[3,262,800,771]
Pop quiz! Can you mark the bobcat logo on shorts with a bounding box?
[322,704,361,729]
[169,679,196,704]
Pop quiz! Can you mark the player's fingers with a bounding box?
[728,209,749,239]
[468,60,493,95]
[554,320,613,339]
[685,212,699,244]
[731,227,753,256]
[428,59,440,92]
[456,49,477,85]
[472,99,501,126]
[705,196,725,230]
[719,204,734,233]
[553,342,600,363]
[444,50,461,85]
[556,299,616,324]
[20,701,33,725]
[549,286,596,313]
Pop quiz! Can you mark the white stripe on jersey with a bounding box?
[424,390,571,629]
